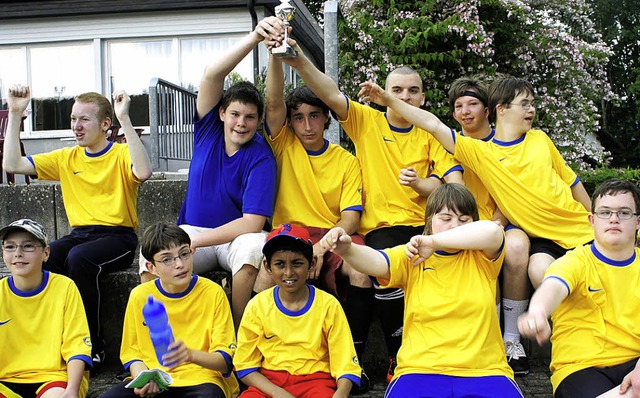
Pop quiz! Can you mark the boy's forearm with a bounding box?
[119,115,152,181]
[191,213,266,248]
[265,55,287,134]
[65,359,86,393]
[571,181,592,211]
[334,378,353,398]
[3,111,36,175]
[241,371,288,397]
[189,350,230,373]
[528,278,568,318]
[431,220,503,252]
[339,243,389,278]
[387,95,455,152]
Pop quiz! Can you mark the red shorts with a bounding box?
[239,369,336,398]
[305,227,365,301]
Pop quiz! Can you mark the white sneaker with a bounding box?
[505,340,530,376]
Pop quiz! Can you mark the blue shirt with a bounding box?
[177,103,276,228]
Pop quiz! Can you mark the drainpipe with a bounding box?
[248,0,260,83]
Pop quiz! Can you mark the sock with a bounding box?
[374,287,405,359]
[345,285,375,361]
[503,298,529,342]
[496,302,502,319]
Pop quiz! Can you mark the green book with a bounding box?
[125,369,173,392]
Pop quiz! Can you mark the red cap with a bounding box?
[262,224,313,259]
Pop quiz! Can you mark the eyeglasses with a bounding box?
[508,101,535,110]
[2,243,42,252]
[153,251,191,266]
[594,210,639,220]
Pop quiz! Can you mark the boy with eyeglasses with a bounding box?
[99,223,239,398]
[518,179,640,397]
[0,219,92,398]
[358,75,594,290]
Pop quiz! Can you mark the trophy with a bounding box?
[271,0,297,58]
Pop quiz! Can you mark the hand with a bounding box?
[162,340,191,369]
[7,84,31,114]
[309,242,327,280]
[517,310,551,346]
[399,167,419,187]
[112,90,131,121]
[254,16,285,48]
[134,380,160,397]
[405,235,435,265]
[620,363,640,397]
[318,227,352,256]
[357,81,390,107]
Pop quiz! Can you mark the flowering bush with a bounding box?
[336,0,614,169]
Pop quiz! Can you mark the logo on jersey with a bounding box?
[73,170,83,175]
[265,334,276,340]
[588,286,603,293]
[228,343,237,350]
[352,355,360,365]
[383,137,394,143]
[83,337,93,347]
[0,318,11,326]
[422,266,435,271]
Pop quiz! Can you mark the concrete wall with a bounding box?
[0,177,188,269]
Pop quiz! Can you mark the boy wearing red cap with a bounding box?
[235,224,361,398]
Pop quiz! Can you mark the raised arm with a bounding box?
[405,220,504,264]
[571,181,592,211]
[278,39,348,120]
[358,81,455,153]
[265,54,287,137]
[517,278,568,345]
[113,90,152,181]
[2,85,37,175]
[318,227,390,279]
[197,16,284,118]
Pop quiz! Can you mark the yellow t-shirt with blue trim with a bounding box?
[235,285,361,386]
[544,244,640,392]
[120,275,239,396]
[267,124,362,228]
[339,99,461,235]
[379,244,513,380]
[454,130,593,248]
[30,142,141,229]
[457,130,497,221]
[0,272,92,389]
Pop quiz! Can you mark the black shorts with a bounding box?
[555,357,639,397]
[365,225,424,250]
[529,238,570,260]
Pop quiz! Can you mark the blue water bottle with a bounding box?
[142,295,175,366]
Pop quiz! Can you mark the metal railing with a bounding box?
[149,78,197,171]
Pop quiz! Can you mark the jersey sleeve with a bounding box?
[325,297,361,386]
[242,150,277,217]
[543,249,583,295]
[61,281,92,366]
[543,131,578,186]
[338,98,373,142]
[30,149,64,181]
[234,299,264,378]
[120,289,146,369]
[208,285,237,375]
[265,124,295,159]
[339,154,363,213]
[428,134,461,179]
[377,245,410,289]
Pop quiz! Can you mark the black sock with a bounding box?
[345,285,375,361]
[375,287,404,358]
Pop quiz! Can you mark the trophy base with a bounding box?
[272,46,298,59]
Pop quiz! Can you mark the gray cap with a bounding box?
[0,219,48,246]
